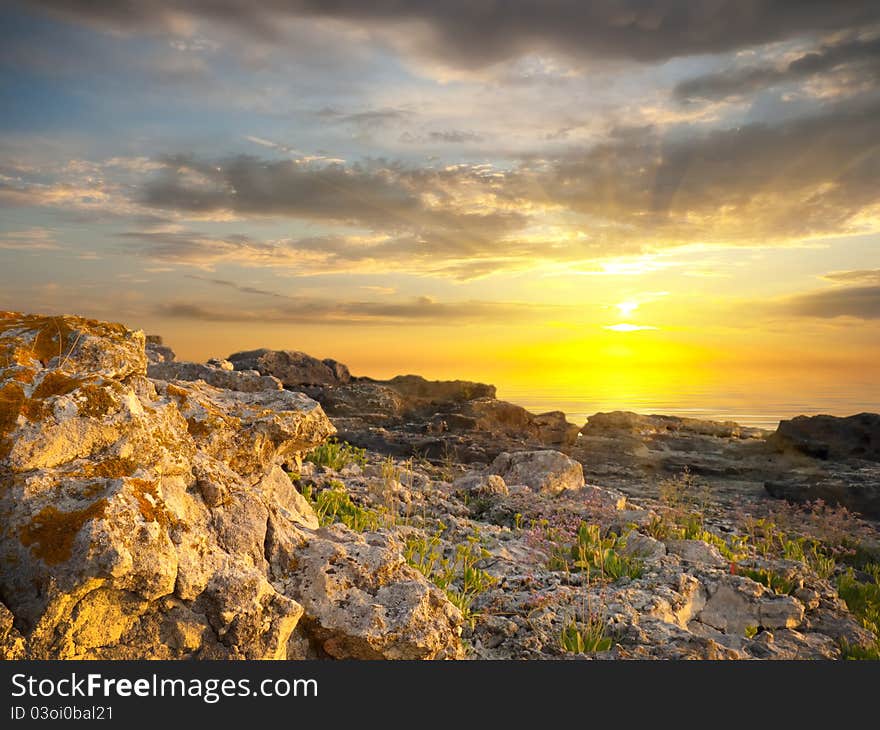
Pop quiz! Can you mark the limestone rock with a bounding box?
[0,313,462,661]
[623,532,667,561]
[145,335,176,364]
[665,539,728,568]
[379,374,494,402]
[148,360,283,393]
[279,525,464,659]
[227,349,351,387]
[487,450,585,494]
[453,472,509,498]
[697,576,805,636]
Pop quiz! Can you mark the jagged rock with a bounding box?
[227,349,351,387]
[0,602,25,659]
[696,576,804,636]
[148,360,283,393]
[487,450,584,494]
[0,313,462,660]
[145,335,176,364]
[378,374,494,402]
[319,382,406,423]
[770,413,880,461]
[279,525,464,659]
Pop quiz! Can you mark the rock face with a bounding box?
[0,312,463,660]
[771,413,880,462]
[487,450,584,494]
[228,349,351,388]
[145,334,176,364]
[148,360,283,393]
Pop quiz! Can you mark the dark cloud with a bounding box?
[22,1,880,66]
[783,285,880,319]
[534,97,880,245]
[140,154,525,243]
[155,296,558,325]
[675,35,880,101]
[126,96,880,277]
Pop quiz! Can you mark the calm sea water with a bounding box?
[498,379,880,430]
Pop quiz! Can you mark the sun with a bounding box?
[616,301,639,318]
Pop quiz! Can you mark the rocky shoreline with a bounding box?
[1,312,879,660]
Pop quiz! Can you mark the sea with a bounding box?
[498,378,880,431]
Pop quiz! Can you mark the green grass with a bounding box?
[305,438,368,471]
[833,563,880,660]
[301,481,382,532]
[838,639,880,660]
[738,566,799,596]
[549,523,643,582]
[559,612,613,654]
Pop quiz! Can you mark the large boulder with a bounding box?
[770,413,880,462]
[486,450,585,494]
[227,349,351,387]
[0,313,463,660]
[277,526,463,659]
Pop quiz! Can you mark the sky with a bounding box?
[1,1,879,423]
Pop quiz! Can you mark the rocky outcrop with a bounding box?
[376,374,495,402]
[227,348,579,463]
[770,413,880,462]
[0,312,463,660]
[148,360,284,393]
[228,349,351,387]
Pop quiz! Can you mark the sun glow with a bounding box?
[604,323,658,332]
[616,301,639,317]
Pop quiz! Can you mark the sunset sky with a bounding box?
[1,2,879,423]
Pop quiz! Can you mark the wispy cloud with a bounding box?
[0,228,60,251]
[156,296,563,325]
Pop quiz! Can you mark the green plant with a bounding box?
[739,566,799,596]
[744,625,759,639]
[302,481,382,532]
[403,528,497,624]
[559,611,613,654]
[658,467,709,512]
[549,523,643,582]
[837,566,880,635]
[305,438,367,470]
[838,638,880,660]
